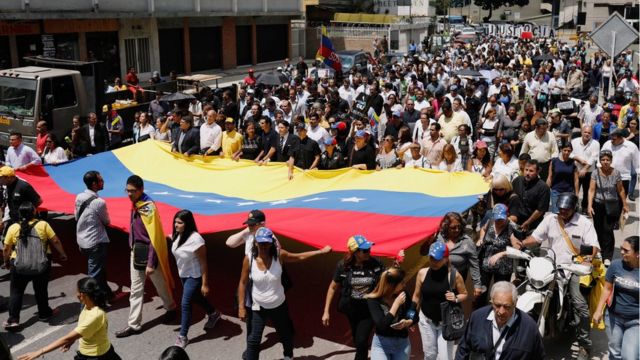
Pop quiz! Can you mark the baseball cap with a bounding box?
[324,137,337,146]
[347,235,374,252]
[450,85,458,92]
[492,204,508,221]
[0,166,15,177]
[255,227,275,243]
[295,122,307,131]
[355,129,366,138]
[429,241,449,260]
[392,110,402,118]
[248,68,254,73]
[225,117,234,123]
[474,140,488,149]
[331,121,347,131]
[243,209,265,225]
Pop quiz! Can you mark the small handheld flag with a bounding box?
[316,26,342,72]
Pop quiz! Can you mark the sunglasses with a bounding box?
[358,248,371,254]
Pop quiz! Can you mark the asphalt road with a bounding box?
[1,192,637,360]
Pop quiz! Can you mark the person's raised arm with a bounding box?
[280,246,331,263]
[226,227,250,248]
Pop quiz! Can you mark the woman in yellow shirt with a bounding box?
[18,277,122,360]
[3,202,67,329]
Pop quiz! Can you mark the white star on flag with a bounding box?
[205,199,224,203]
[302,197,326,202]
[178,195,195,198]
[270,200,289,205]
[151,191,171,195]
[237,201,258,206]
[340,197,366,203]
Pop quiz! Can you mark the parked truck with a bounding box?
[0,56,172,149]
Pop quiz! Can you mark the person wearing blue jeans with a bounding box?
[80,243,111,298]
[593,236,639,360]
[75,171,112,297]
[170,210,220,348]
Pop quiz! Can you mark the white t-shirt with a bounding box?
[171,232,205,278]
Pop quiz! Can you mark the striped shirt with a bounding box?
[75,189,110,249]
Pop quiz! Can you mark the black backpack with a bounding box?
[13,221,49,275]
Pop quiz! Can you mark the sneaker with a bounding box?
[204,310,221,330]
[162,309,177,324]
[577,347,590,360]
[175,335,188,348]
[3,319,19,330]
[115,326,142,338]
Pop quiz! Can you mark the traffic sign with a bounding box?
[589,12,639,58]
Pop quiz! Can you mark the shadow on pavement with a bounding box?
[296,349,356,360]
[2,330,25,348]
[189,318,243,344]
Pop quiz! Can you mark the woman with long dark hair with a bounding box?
[170,210,220,348]
[3,202,67,330]
[593,236,639,360]
[467,140,492,179]
[238,227,331,360]
[17,277,122,360]
[435,212,482,298]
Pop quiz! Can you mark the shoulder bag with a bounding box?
[440,268,466,341]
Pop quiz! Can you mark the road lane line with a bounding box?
[10,324,67,354]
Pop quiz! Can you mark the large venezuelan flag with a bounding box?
[20,140,488,256]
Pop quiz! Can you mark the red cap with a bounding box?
[249,68,254,73]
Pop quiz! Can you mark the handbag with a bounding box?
[132,242,149,270]
[440,268,466,341]
[596,170,621,219]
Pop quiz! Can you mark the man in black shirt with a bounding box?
[296,56,308,78]
[366,83,384,116]
[384,110,407,139]
[0,166,42,230]
[255,117,279,164]
[287,123,321,179]
[511,159,550,233]
[348,130,376,170]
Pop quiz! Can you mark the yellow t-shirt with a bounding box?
[74,306,111,356]
[4,220,55,259]
[222,130,243,158]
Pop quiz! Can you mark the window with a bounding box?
[51,76,77,108]
[125,37,151,74]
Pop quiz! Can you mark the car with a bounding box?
[337,50,369,74]
[385,52,407,64]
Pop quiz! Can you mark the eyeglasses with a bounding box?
[383,138,393,142]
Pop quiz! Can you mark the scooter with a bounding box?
[505,246,592,337]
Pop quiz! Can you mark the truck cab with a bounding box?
[0,66,89,148]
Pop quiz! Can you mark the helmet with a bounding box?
[616,87,624,95]
[557,193,578,211]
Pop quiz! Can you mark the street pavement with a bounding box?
[0,190,637,360]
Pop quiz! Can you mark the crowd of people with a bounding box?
[0,30,638,360]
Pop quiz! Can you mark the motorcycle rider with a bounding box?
[618,70,638,96]
[519,193,600,360]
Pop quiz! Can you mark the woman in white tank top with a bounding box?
[237,227,331,360]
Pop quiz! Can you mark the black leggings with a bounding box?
[346,303,374,360]
[74,345,122,360]
[593,201,616,261]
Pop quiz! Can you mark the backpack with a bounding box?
[13,221,49,275]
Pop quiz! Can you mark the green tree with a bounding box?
[473,0,529,22]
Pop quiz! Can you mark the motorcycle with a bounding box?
[506,246,592,337]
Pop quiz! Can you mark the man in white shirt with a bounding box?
[6,132,41,170]
[577,95,603,129]
[601,129,640,199]
[338,78,355,106]
[452,98,473,134]
[548,71,565,108]
[199,110,222,156]
[444,85,465,107]
[306,113,331,152]
[188,98,203,126]
[414,89,430,112]
[571,125,600,212]
[279,100,294,125]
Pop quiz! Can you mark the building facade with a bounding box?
[0,0,302,81]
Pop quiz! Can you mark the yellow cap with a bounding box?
[225,117,234,123]
[0,166,15,177]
